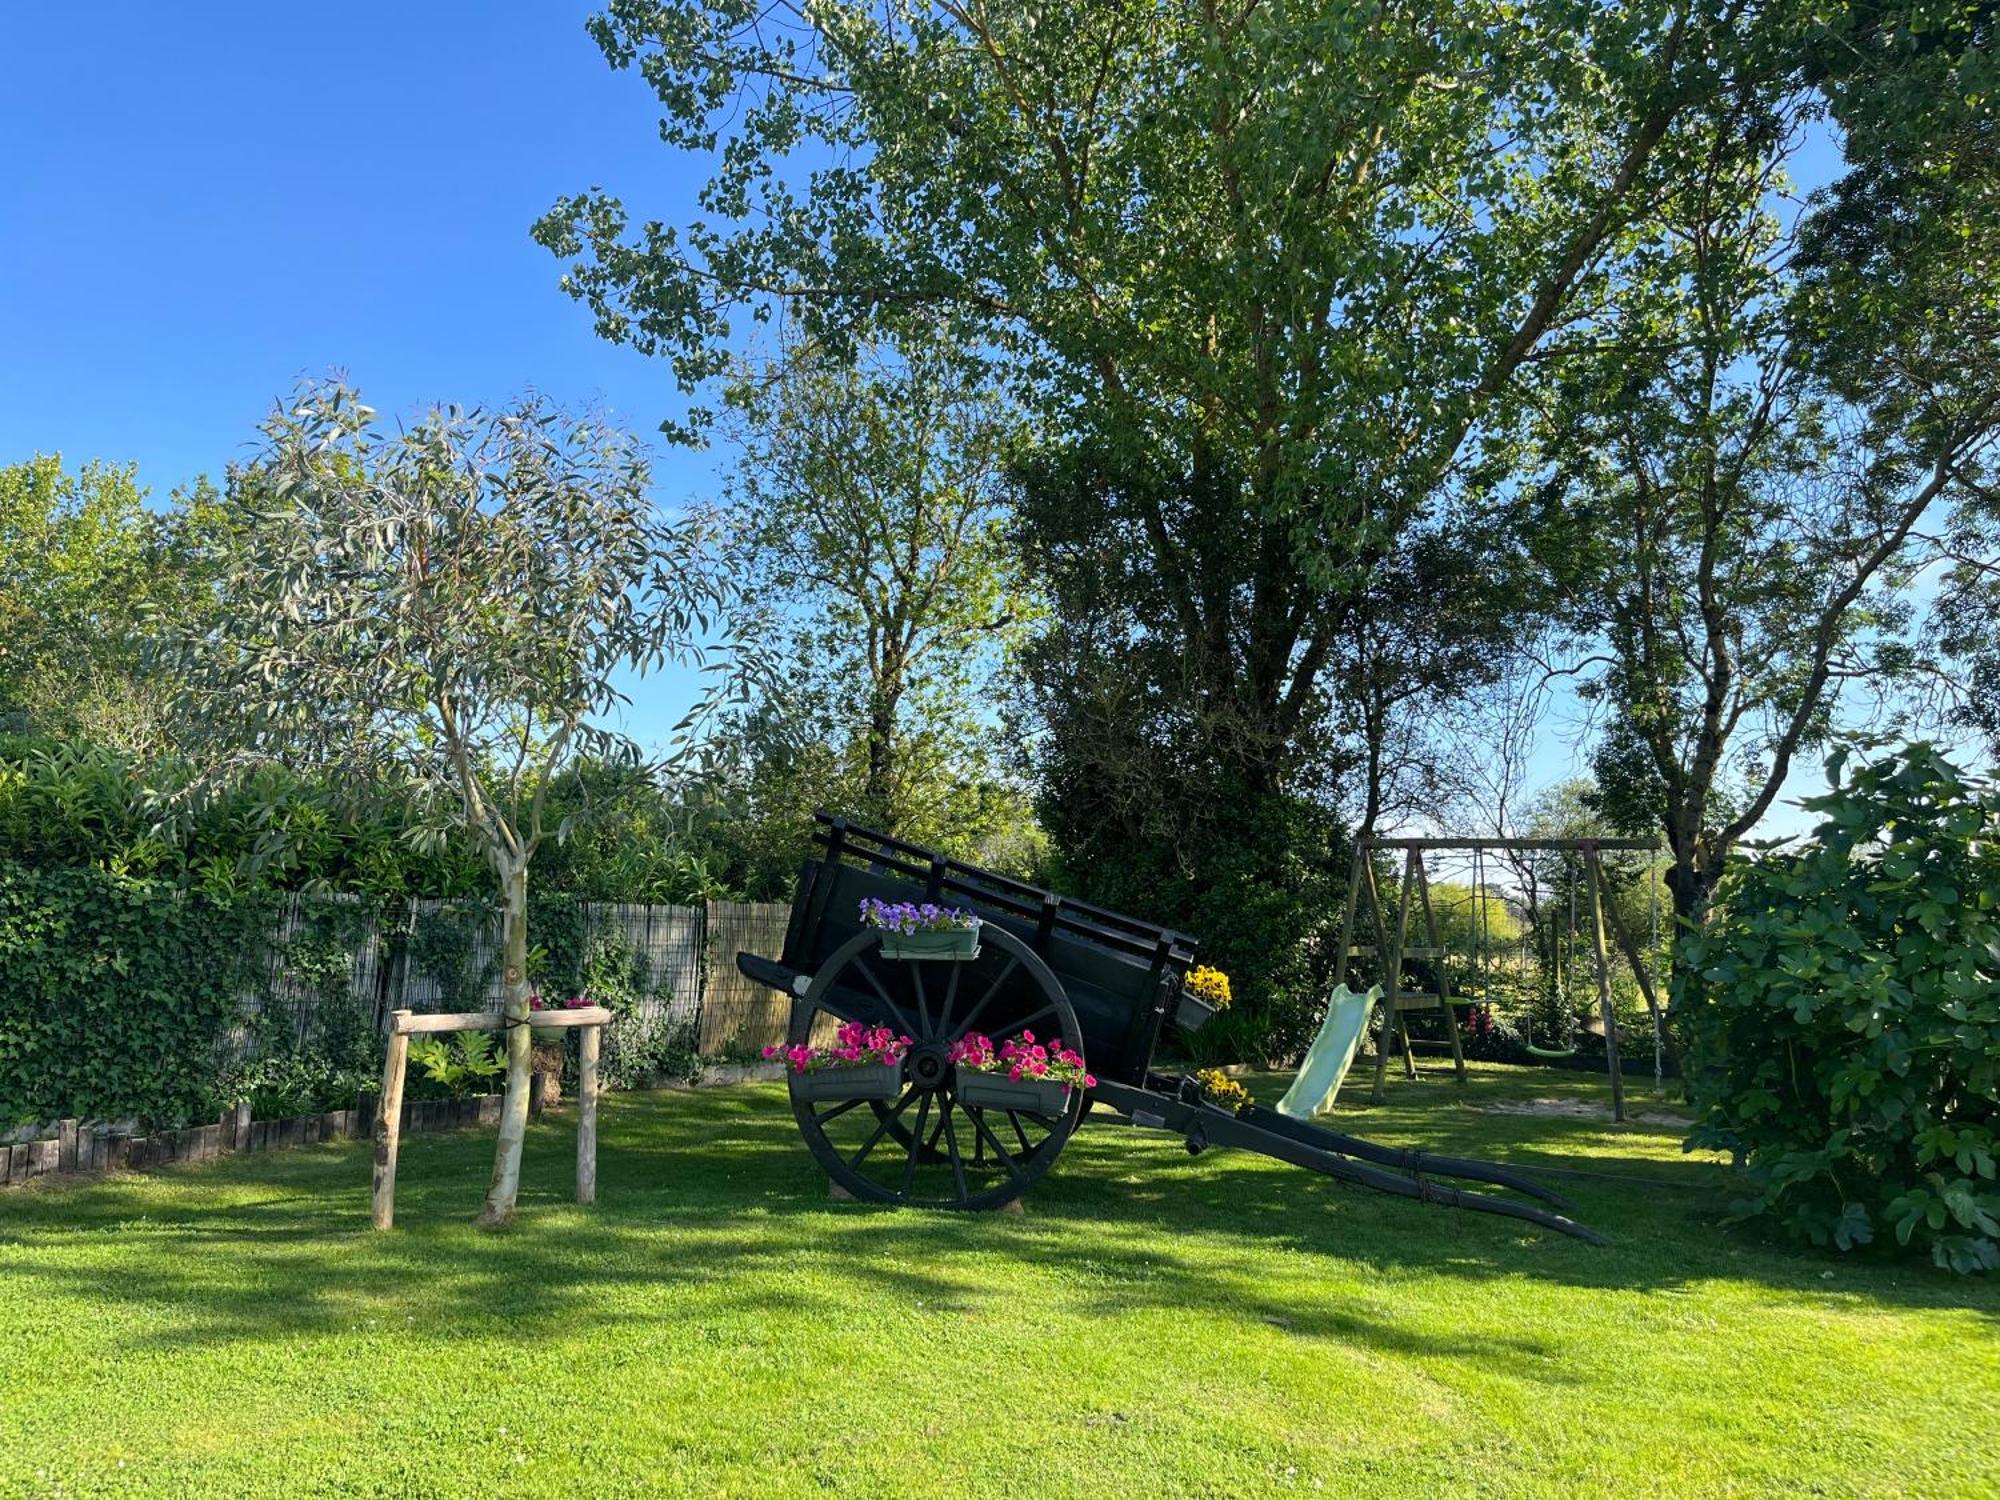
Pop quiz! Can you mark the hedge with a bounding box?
[0,863,265,1127]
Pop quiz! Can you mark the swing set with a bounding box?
[1331,835,1667,1122]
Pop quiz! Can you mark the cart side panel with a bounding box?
[787,859,1181,1084]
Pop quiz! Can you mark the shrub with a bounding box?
[1680,743,2000,1273]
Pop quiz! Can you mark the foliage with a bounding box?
[407,1032,508,1099]
[1681,743,2000,1273]
[171,380,726,1225]
[600,1011,698,1092]
[0,862,263,1126]
[1537,37,2000,924]
[219,1050,375,1118]
[0,456,226,753]
[712,331,1037,842]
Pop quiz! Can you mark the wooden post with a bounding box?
[577,1023,601,1205]
[1371,849,1420,1102]
[1413,860,1468,1085]
[372,1010,412,1230]
[57,1119,78,1173]
[1330,839,1366,993]
[1585,849,1626,1122]
[230,1099,252,1152]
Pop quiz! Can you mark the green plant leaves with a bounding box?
[1681,742,2000,1274]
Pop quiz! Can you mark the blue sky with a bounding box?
[0,6,1853,838]
[0,1,723,739]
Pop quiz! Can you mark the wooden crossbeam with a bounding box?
[392,1006,612,1034]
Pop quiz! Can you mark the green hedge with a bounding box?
[1682,744,2000,1274]
[0,863,265,1127]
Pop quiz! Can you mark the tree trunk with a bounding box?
[477,859,533,1228]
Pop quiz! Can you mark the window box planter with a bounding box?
[956,1071,1071,1117]
[878,927,981,962]
[1175,988,1220,1032]
[788,1061,905,1103]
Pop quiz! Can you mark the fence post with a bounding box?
[577,1023,601,1205]
[372,1011,412,1230]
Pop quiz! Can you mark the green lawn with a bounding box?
[1,1065,1995,1498]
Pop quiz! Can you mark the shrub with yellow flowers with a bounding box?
[1190,1067,1252,1114]
[1184,965,1232,1010]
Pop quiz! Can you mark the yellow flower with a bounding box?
[1186,965,1233,1009]
[1192,1067,1252,1114]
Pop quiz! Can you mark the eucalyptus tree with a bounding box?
[537,0,1789,809]
[176,383,723,1227]
[714,331,1034,839]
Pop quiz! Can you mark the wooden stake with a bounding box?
[1413,859,1468,1085]
[1371,849,1420,1103]
[1330,840,1366,993]
[1585,851,1626,1122]
[577,1024,601,1206]
[372,1011,412,1230]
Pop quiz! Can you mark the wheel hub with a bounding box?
[908,1042,950,1089]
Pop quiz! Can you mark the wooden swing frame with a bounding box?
[1332,836,1664,1122]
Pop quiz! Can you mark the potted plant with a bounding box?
[1189,1067,1253,1115]
[1175,964,1232,1032]
[859,898,982,961]
[950,1029,1094,1117]
[528,993,594,1105]
[764,1021,913,1102]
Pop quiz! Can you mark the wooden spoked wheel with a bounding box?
[787,925,1085,1210]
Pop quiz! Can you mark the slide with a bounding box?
[1276,984,1380,1119]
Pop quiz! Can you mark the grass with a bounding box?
[1,1063,1995,1498]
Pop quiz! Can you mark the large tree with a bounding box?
[176,383,723,1226]
[712,332,1035,842]
[538,0,1788,804]
[1539,34,2000,925]
[0,455,224,751]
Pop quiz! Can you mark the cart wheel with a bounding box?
[787,925,1083,1210]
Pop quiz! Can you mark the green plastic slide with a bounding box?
[1276,983,1381,1119]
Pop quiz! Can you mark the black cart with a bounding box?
[736,814,1601,1242]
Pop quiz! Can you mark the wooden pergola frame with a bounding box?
[372,1004,611,1229]
[1331,836,1664,1122]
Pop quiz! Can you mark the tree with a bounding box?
[1533,81,2000,928]
[174,383,723,1227]
[538,0,1786,808]
[0,455,224,751]
[713,332,1035,840]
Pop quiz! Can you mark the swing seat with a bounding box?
[1277,984,1379,1119]
[1522,1041,1579,1059]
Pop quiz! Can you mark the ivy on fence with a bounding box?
[0,863,266,1126]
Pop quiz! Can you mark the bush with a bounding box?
[0,862,264,1126]
[1681,743,2000,1273]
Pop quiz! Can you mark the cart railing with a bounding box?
[811,813,1199,970]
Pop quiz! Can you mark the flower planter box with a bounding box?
[1175,988,1220,1032]
[956,1071,1071,1117]
[788,1061,905,1103]
[877,927,981,962]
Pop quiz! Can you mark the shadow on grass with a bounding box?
[1,1075,1991,1373]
